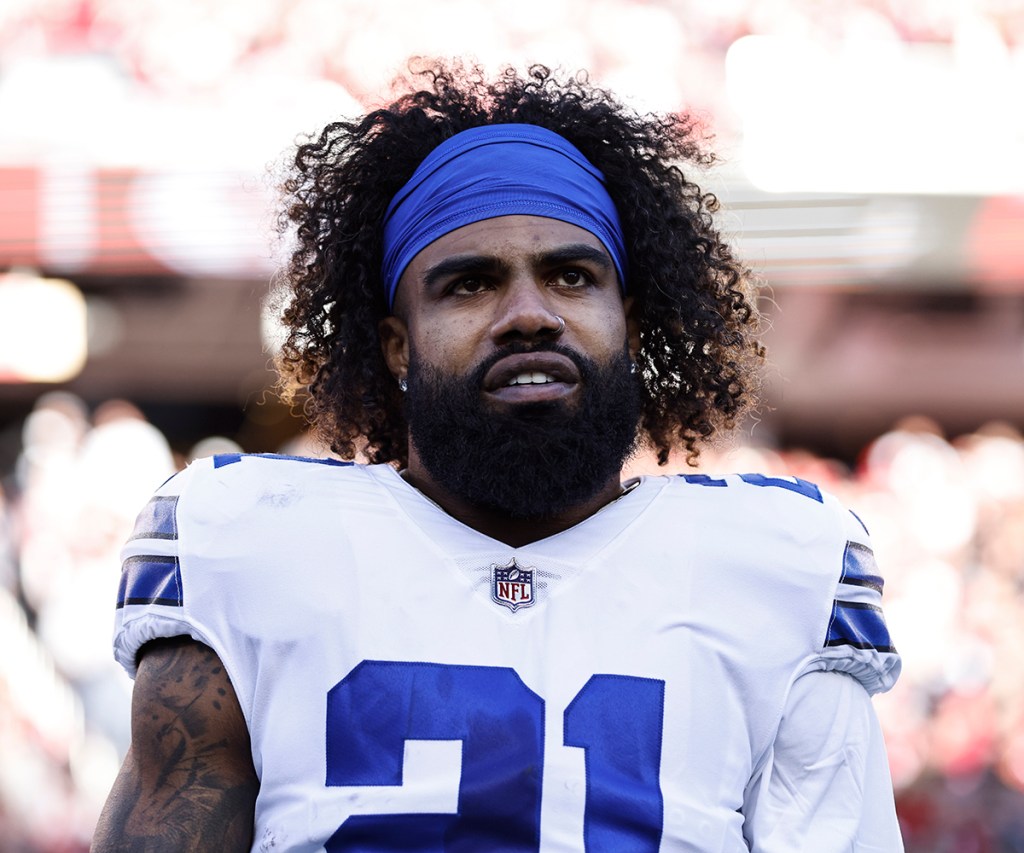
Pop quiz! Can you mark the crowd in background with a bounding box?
[0,393,235,851]
[0,393,1023,851]
[2,0,1021,162]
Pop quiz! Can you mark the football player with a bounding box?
[93,62,903,851]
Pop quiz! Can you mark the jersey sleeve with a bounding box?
[742,669,905,852]
[804,503,901,696]
[112,460,212,677]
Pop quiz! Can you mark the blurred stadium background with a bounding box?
[1,0,1023,850]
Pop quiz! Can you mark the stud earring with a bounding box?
[398,377,408,392]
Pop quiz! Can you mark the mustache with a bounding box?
[465,341,593,386]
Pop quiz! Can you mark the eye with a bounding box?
[448,277,491,296]
[553,268,593,288]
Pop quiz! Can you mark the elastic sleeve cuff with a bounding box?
[113,612,212,678]
[802,645,902,696]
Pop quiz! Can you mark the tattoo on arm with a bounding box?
[92,637,259,852]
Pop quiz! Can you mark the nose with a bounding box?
[489,278,564,344]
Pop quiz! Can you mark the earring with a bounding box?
[629,361,638,375]
[398,377,408,392]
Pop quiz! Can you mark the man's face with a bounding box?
[381,215,642,518]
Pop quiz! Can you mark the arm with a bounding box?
[91,637,259,852]
[743,669,904,853]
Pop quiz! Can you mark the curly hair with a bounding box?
[276,60,764,467]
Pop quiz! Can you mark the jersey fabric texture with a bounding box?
[113,455,902,852]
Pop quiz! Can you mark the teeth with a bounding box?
[507,372,555,386]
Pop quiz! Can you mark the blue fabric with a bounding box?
[381,124,627,309]
[127,495,178,541]
[841,541,885,593]
[826,601,896,653]
[117,556,182,608]
[212,452,353,469]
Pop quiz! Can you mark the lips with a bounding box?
[483,351,580,400]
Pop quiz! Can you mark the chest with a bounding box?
[188,522,829,852]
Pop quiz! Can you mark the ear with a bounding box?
[623,296,641,361]
[378,315,409,384]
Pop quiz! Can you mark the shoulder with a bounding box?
[128,451,356,498]
[114,456,384,674]
[122,454,389,580]
[205,450,355,472]
[661,471,901,694]
[138,453,370,521]
[652,470,866,597]
[184,450,358,489]
[663,471,856,540]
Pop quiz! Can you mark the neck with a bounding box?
[401,445,625,547]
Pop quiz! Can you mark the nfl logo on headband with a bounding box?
[491,559,535,612]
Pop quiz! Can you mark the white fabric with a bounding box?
[113,456,903,852]
[743,670,903,852]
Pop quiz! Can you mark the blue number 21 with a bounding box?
[325,661,665,852]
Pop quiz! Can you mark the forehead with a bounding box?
[399,215,610,279]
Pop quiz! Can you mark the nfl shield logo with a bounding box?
[491,560,535,612]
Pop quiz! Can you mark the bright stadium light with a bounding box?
[726,34,1024,195]
[0,270,88,383]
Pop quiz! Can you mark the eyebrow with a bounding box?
[421,242,614,290]
[422,254,510,289]
[536,243,614,272]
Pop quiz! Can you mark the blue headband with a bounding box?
[381,124,627,309]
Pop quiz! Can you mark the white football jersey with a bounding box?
[114,455,901,852]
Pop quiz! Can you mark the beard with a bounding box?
[404,341,642,520]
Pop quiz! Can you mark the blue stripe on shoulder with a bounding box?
[825,601,896,653]
[737,473,823,503]
[214,452,353,468]
[677,472,823,502]
[117,555,183,608]
[678,474,728,487]
[128,496,178,541]
[849,509,870,536]
[841,541,884,593]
